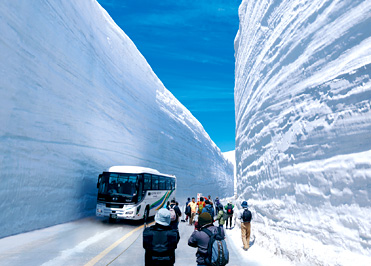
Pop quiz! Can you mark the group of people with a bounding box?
[142,196,253,265]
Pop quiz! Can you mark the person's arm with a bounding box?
[216,211,222,221]
[175,206,182,216]
[188,231,198,247]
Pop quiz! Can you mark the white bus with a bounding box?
[96,166,176,222]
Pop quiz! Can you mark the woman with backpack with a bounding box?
[215,203,226,228]
[168,199,182,230]
[239,201,252,250]
[224,201,234,229]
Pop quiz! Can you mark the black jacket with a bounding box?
[143,223,180,266]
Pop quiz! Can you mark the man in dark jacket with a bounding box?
[185,197,191,222]
[168,199,182,229]
[188,212,226,265]
[143,208,180,266]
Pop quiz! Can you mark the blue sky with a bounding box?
[97,0,240,152]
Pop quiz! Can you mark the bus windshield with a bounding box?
[98,172,138,196]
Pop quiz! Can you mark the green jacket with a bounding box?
[224,203,234,216]
[215,210,225,225]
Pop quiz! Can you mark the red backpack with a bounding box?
[226,204,233,215]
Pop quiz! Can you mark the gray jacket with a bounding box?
[188,225,225,265]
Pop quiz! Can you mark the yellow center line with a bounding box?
[84,222,155,266]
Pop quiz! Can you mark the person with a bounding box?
[239,201,252,250]
[188,197,197,225]
[214,197,220,206]
[197,197,206,215]
[207,195,213,206]
[188,212,226,266]
[168,199,182,229]
[185,197,191,222]
[143,208,180,266]
[201,199,215,219]
[215,203,225,228]
[224,201,234,229]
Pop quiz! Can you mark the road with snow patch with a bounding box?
[0,216,260,266]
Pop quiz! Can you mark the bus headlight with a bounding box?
[125,207,136,215]
[96,204,104,213]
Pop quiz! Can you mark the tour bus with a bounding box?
[96,166,176,222]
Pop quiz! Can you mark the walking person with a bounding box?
[214,197,220,214]
[224,201,234,229]
[168,199,182,230]
[188,212,227,266]
[143,208,180,266]
[197,197,206,214]
[185,197,191,222]
[215,203,225,228]
[188,197,197,225]
[201,199,215,219]
[239,201,252,250]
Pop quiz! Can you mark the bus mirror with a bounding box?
[97,176,102,189]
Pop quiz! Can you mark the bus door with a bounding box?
[137,175,144,202]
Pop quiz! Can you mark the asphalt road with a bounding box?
[0,216,249,266]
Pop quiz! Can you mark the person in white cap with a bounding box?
[143,208,180,265]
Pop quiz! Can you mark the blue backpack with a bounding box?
[202,227,229,266]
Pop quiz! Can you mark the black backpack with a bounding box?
[226,204,233,215]
[185,205,191,216]
[242,209,252,222]
[143,226,178,262]
[202,227,229,266]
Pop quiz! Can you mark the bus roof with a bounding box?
[106,166,176,178]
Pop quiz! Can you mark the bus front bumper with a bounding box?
[96,204,140,219]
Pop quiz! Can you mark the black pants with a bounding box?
[226,215,233,227]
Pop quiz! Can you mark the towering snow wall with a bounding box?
[0,0,233,238]
[235,0,371,264]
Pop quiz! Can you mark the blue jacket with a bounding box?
[201,204,215,218]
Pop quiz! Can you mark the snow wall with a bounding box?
[0,0,233,238]
[235,0,371,264]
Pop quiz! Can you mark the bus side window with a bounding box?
[159,177,165,190]
[171,179,175,190]
[144,174,151,190]
[152,175,159,190]
[165,178,171,190]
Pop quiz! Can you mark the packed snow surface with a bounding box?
[0,0,233,238]
[234,0,371,264]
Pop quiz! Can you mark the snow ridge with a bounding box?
[235,0,371,264]
[0,0,233,238]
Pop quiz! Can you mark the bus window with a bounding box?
[137,175,143,202]
[152,175,159,190]
[144,174,151,190]
[165,178,171,190]
[117,174,137,196]
[159,177,165,190]
[108,174,119,193]
[171,179,175,190]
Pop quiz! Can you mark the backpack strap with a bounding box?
[201,227,213,238]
